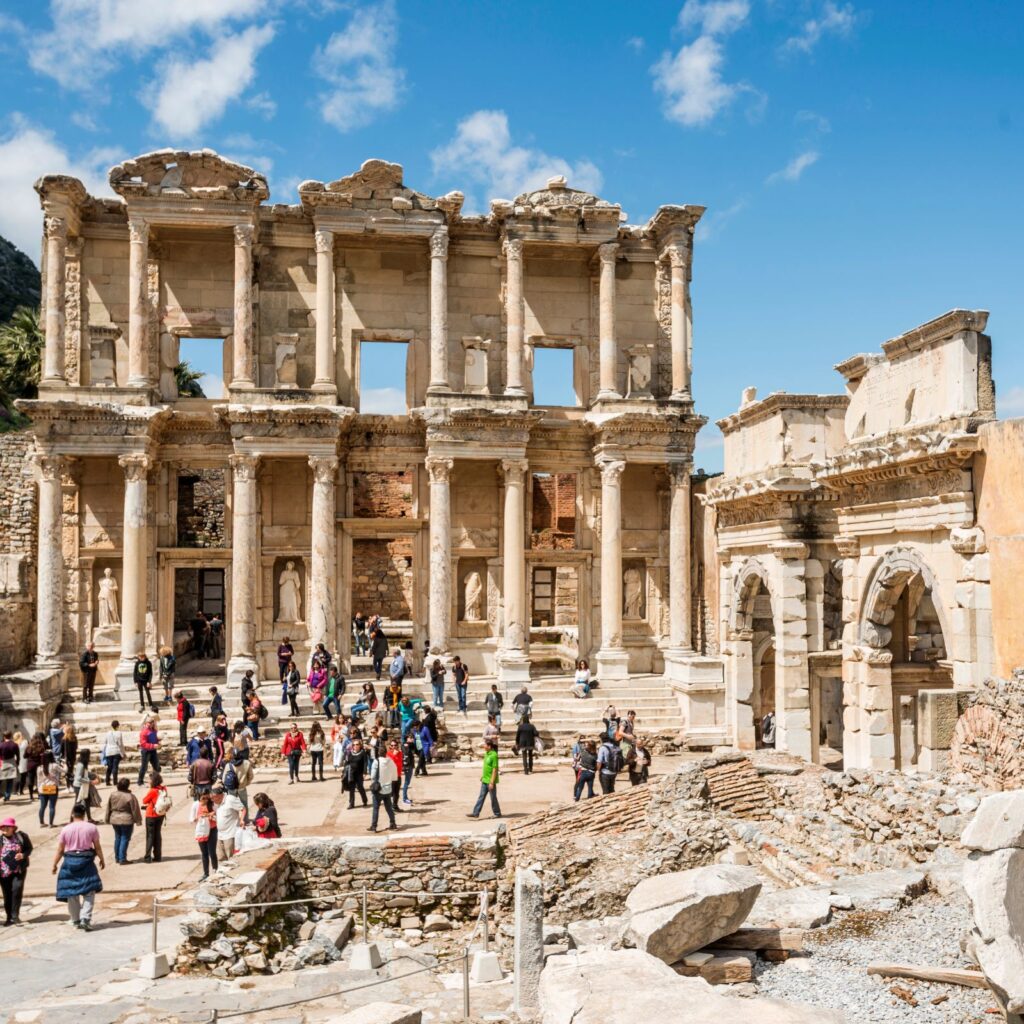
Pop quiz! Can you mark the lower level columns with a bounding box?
[595,457,629,680]
[226,453,260,686]
[114,453,152,696]
[34,454,64,665]
[308,455,339,660]
[426,456,453,655]
[497,458,530,685]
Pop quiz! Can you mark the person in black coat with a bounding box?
[515,716,539,775]
[343,739,369,809]
[0,817,32,925]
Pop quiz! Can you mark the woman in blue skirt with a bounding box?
[52,802,105,931]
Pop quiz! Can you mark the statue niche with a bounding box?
[92,562,122,647]
[458,560,489,632]
[623,561,647,620]
[275,558,305,624]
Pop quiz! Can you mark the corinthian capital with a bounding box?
[127,217,149,245]
[425,456,454,483]
[233,223,255,247]
[668,461,691,487]
[598,458,626,485]
[230,453,260,483]
[309,455,339,485]
[314,229,334,255]
[429,227,449,260]
[44,216,67,242]
[502,237,524,262]
[119,453,152,483]
[665,246,687,270]
[33,452,63,483]
[597,242,618,265]
[500,458,529,484]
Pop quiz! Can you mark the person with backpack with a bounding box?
[104,779,141,865]
[597,735,622,794]
[78,643,99,704]
[140,771,170,863]
[187,743,216,797]
[136,717,161,787]
[101,721,125,785]
[367,745,398,832]
[281,724,306,785]
[158,647,176,705]
[245,694,267,740]
[225,750,253,812]
[485,685,504,731]
[0,816,32,925]
[573,740,598,801]
[515,715,539,775]
[285,661,301,717]
[342,737,369,809]
[176,692,195,746]
[133,651,156,712]
[467,738,502,819]
[452,656,469,714]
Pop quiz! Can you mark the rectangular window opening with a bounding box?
[177,337,225,399]
[359,341,409,414]
[533,347,578,407]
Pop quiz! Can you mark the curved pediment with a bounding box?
[511,175,619,213]
[108,149,269,202]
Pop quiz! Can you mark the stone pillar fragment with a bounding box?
[596,242,619,399]
[425,456,453,654]
[668,462,692,650]
[114,453,151,695]
[231,224,255,388]
[313,229,336,393]
[503,238,526,396]
[770,546,812,762]
[308,455,339,659]
[34,454,63,664]
[596,458,629,680]
[513,867,545,1014]
[227,453,260,686]
[42,217,68,384]
[427,228,450,393]
[668,247,692,400]
[497,458,530,684]
[127,217,150,387]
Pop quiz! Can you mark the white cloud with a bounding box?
[652,0,752,127]
[430,110,603,213]
[782,2,857,55]
[246,91,277,119]
[998,386,1024,419]
[0,116,115,261]
[147,24,275,140]
[361,387,406,415]
[766,149,820,184]
[795,109,831,133]
[313,0,404,131]
[694,198,747,241]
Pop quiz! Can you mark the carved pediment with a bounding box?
[299,159,463,216]
[511,175,619,214]
[109,150,269,202]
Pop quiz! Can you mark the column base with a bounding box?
[311,380,338,394]
[226,654,260,688]
[114,658,140,700]
[664,652,727,748]
[668,389,693,403]
[595,648,630,681]
[503,386,527,398]
[426,382,452,395]
[595,388,622,402]
[496,651,531,688]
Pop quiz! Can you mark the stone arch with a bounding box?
[731,557,774,634]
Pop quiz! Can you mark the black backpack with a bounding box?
[605,743,624,774]
[258,702,269,720]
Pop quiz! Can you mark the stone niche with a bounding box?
[462,336,491,394]
[273,332,299,388]
[87,325,118,387]
[273,555,307,627]
[457,557,489,636]
[623,559,647,621]
[91,557,122,648]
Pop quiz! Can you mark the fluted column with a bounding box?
[313,229,336,393]
[428,228,450,393]
[497,458,530,684]
[503,238,526,396]
[596,242,619,400]
[308,455,339,657]
[227,453,260,685]
[112,453,151,695]
[41,217,68,384]
[127,217,150,387]
[34,454,63,664]
[596,457,629,679]
[425,456,454,653]
[232,224,255,388]
[668,463,692,650]
[668,247,692,400]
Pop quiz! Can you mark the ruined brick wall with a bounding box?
[351,538,413,619]
[531,473,576,550]
[0,432,37,672]
[352,471,412,518]
[951,671,1024,789]
[177,470,226,547]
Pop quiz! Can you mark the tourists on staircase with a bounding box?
[105,778,141,865]
[452,656,469,714]
[281,724,306,784]
[78,643,98,704]
[176,692,195,746]
[133,651,156,712]
[483,715,500,747]
[343,738,369,809]
[159,647,176,704]
[467,738,502,820]
[515,715,539,775]
[136,717,161,787]
[245,693,266,741]
[141,771,170,863]
[308,722,326,782]
[277,637,294,700]
[0,817,31,926]
[385,679,402,728]
[353,612,369,656]
[389,647,407,690]
[101,721,125,785]
[307,661,327,710]
[573,740,598,801]
[322,666,344,719]
[285,662,301,717]
[53,802,105,931]
[571,659,591,699]
[512,685,533,723]
[209,686,225,722]
[370,628,389,681]
[429,659,447,707]
[597,734,623,795]
[350,681,377,720]
[485,685,504,731]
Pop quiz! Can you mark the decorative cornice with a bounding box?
[717,392,848,435]
[881,308,989,358]
[820,428,979,487]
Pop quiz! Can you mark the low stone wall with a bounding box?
[0,430,36,676]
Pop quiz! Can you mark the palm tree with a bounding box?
[0,305,42,403]
[174,360,206,398]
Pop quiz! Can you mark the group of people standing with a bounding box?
[570,705,651,801]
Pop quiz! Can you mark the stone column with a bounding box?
[668,462,692,650]
[513,867,545,1014]
[41,217,68,384]
[596,458,629,679]
[34,454,64,664]
[770,544,812,762]
[503,238,526,396]
[596,242,619,400]
[428,228,450,393]
[313,229,336,393]
[113,453,151,694]
[127,217,150,387]
[227,453,260,685]
[668,247,692,400]
[231,224,255,388]
[425,456,453,654]
[497,458,530,684]
[308,455,339,659]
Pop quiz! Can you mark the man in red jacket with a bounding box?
[176,693,193,747]
[280,724,307,784]
[136,718,161,787]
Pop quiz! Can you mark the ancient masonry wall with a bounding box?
[351,538,414,620]
[352,471,413,518]
[951,670,1024,789]
[531,473,576,550]
[0,431,36,673]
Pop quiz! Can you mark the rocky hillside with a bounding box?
[0,234,40,323]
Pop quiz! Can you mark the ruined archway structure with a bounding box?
[704,309,996,771]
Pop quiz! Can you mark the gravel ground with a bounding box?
[754,890,999,1023]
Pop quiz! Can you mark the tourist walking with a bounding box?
[400,730,415,805]
[79,643,99,703]
[209,686,225,721]
[367,749,398,832]
[22,733,47,800]
[370,628,388,680]
[60,724,79,790]
[224,749,253,811]
[515,715,539,775]
[141,772,170,863]
[597,735,622,795]
[467,738,502,819]
[212,785,246,862]
[573,740,598,801]
[512,685,533,723]
[38,762,60,826]
[277,637,294,695]
[429,659,446,707]
[104,778,141,865]
[571,659,591,699]
[0,733,19,802]
[285,661,301,716]
[176,692,195,746]
[0,817,31,926]
[72,751,99,820]
[452,656,469,714]
[343,738,368,809]
[414,719,432,776]
[281,724,306,784]
[136,717,161,786]
[134,651,156,712]
[308,722,326,781]
[159,647,176,704]
[101,721,125,785]
[482,715,500,747]
[14,732,28,797]
[485,685,504,731]
[53,803,105,930]
[190,794,218,879]
[386,738,404,810]
[252,793,280,839]
[188,744,216,796]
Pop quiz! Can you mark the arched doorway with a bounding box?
[733,563,777,749]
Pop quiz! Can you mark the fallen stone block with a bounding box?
[566,915,628,952]
[624,865,761,964]
[423,914,452,933]
[314,915,353,953]
[830,869,927,911]
[745,887,832,930]
[179,911,217,939]
[330,1002,422,1024]
[962,791,1024,852]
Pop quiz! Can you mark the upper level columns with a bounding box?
[668,247,692,401]
[127,217,150,387]
[41,217,68,385]
[231,224,255,388]
[596,243,619,400]
[596,457,629,679]
[227,453,260,684]
[668,463,692,651]
[308,455,339,657]
[427,228,450,394]
[34,454,63,664]
[313,229,336,393]
[503,238,526,397]
[426,456,454,654]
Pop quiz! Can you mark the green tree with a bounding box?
[0,305,42,402]
[174,360,206,398]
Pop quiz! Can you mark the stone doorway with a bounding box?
[756,640,776,747]
[350,537,414,635]
[811,670,844,769]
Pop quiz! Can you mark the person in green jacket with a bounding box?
[322,667,344,719]
[398,695,422,742]
[467,738,502,819]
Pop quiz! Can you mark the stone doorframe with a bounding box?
[155,548,233,657]
[808,651,842,766]
[524,550,593,660]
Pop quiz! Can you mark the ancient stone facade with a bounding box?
[6,149,705,716]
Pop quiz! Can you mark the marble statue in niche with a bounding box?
[626,346,653,398]
[463,571,484,621]
[278,560,302,622]
[97,567,120,626]
[623,566,644,619]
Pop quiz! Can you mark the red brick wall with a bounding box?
[531,473,576,550]
[352,471,413,518]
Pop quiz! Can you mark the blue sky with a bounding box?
[1,1,1021,468]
